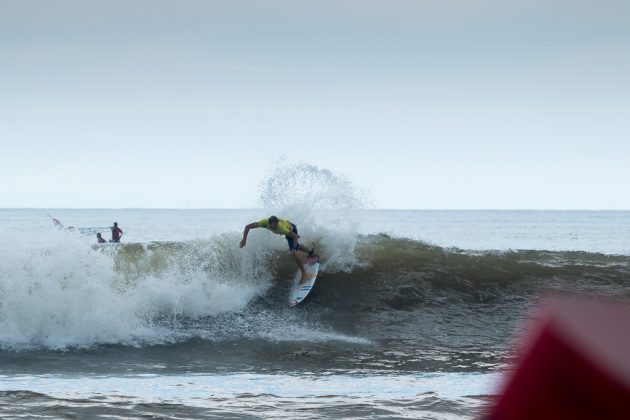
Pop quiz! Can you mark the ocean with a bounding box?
[1,208,629,419]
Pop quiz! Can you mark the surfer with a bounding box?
[240,216,314,284]
[110,222,123,243]
[96,233,107,243]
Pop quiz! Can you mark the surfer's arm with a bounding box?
[240,222,257,248]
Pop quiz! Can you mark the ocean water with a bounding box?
[1,205,629,419]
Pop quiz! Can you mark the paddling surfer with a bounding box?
[240,216,314,284]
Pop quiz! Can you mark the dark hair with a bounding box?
[268,216,279,224]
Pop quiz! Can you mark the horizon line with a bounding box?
[1,207,629,212]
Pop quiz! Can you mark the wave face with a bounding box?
[2,231,629,354]
[344,235,630,310]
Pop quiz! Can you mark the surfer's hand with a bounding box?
[239,239,246,248]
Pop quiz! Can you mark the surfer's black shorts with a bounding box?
[285,223,299,251]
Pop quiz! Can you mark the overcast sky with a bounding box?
[1,0,629,209]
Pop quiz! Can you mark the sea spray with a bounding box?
[0,231,271,349]
[0,230,140,349]
[257,160,371,272]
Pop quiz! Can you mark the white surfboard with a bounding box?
[289,255,320,307]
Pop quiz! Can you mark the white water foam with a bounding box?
[258,160,370,273]
[0,371,500,405]
[0,228,271,350]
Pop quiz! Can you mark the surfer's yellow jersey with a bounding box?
[254,218,293,235]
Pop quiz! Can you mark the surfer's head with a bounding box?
[268,216,279,228]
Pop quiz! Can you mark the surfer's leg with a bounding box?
[289,224,314,255]
[286,236,296,251]
[286,229,307,253]
[291,251,307,284]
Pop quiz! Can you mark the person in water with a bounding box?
[240,216,314,284]
[110,222,123,243]
[96,232,107,243]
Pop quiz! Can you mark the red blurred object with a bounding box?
[487,296,630,420]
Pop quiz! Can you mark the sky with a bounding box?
[1,0,629,209]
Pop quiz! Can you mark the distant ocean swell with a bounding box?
[1,231,628,351]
